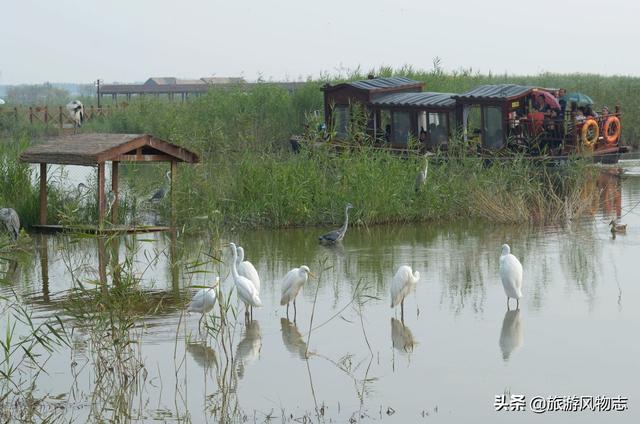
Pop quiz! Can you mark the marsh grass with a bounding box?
[0,69,614,231]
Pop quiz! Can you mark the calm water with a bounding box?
[2,165,640,423]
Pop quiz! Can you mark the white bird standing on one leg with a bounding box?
[390,265,420,322]
[236,246,261,320]
[280,265,314,322]
[499,244,523,310]
[229,242,262,320]
[187,276,220,332]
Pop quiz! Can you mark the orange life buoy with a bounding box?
[603,116,621,145]
[581,119,599,148]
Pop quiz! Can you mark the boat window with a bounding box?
[392,111,411,145]
[483,106,504,149]
[428,112,449,147]
[379,109,391,142]
[463,105,482,142]
[333,104,349,139]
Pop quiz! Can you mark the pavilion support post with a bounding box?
[98,162,106,226]
[39,163,47,225]
[170,161,177,227]
[111,161,119,223]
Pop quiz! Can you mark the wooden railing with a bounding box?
[0,104,127,132]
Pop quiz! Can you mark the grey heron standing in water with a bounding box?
[0,208,20,242]
[149,170,171,202]
[318,202,354,244]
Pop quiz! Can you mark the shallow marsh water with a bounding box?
[2,165,640,423]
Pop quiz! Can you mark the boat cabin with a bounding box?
[322,76,459,151]
[453,83,625,157]
[320,78,626,159]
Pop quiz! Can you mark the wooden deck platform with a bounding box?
[31,224,172,234]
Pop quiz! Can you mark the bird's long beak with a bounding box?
[309,272,316,279]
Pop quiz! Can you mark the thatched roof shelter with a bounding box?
[20,133,199,229]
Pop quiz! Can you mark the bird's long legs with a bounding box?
[293,299,297,323]
[286,303,290,319]
[400,300,404,323]
[516,298,519,310]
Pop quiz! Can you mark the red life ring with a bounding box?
[603,116,621,145]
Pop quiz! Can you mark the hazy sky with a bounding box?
[2,0,639,84]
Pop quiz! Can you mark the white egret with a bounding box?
[187,276,220,331]
[236,246,261,319]
[390,265,420,322]
[229,242,262,319]
[318,203,354,244]
[280,265,314,321]
[0,208,20,242]
[415,155,429,192]
[499,244,523,310]
[106,190,116,219]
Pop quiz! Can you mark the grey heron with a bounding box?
[390,265,420,322]
[280,265,314,321]
[149,170,171,202]
[0,208,20,242]
[318,202,354,244]
[229,242,262,320]
[499,244,523,310]
[415,155,429,192]
[236,246,261,320]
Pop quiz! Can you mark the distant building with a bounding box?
[99,77,303,102]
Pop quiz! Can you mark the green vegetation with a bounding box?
[0,69,618,230]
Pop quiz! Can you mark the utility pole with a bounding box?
[96,79,102,108]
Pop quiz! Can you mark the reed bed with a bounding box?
[0,70,612,231]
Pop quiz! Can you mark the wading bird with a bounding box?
[66,100,84,128]
[280,265,314,321]
[415,155,429,192]
[0,208,20,242]
[390,265,420,322]
[236,246,261,320]
[609,219,627,237]
[187,276,220,331]
[318,203,354,244]
[149,170,171,202]
[229,242,262,319]
[499,244,523,310]
[106,190,116,219]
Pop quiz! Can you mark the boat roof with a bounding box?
[371,92,456,109]
[454,84,537,102]
[323,76,423,93]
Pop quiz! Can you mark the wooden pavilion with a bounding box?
[19,133,200,231]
